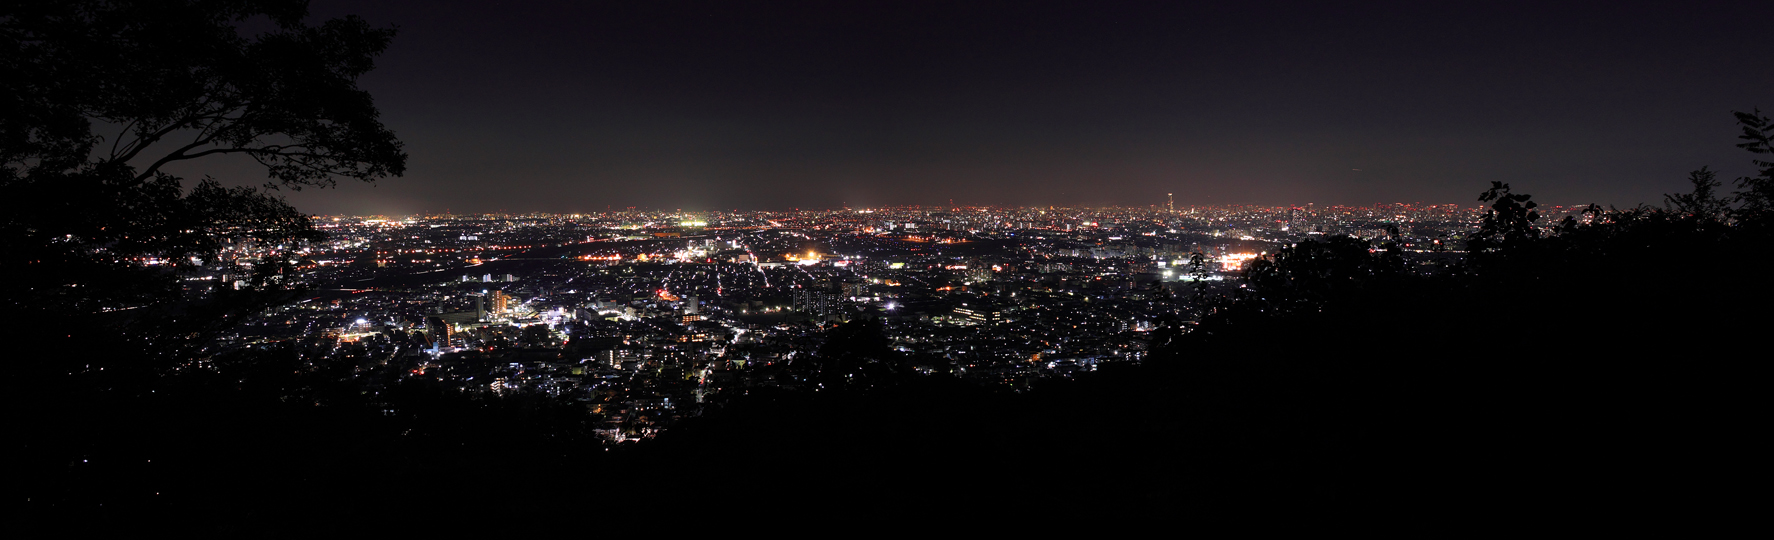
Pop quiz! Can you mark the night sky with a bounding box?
[178,1,1773,215]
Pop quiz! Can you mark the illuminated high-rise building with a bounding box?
[793,288,838,320]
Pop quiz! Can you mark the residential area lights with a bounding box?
[193,202,1490,442]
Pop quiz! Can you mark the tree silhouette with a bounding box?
[1664,167,1730,221]
[809,317,905,387]
[2,0,404,188]
[1730,108,1774,221]
[1473,181,1540,251]
[1186,250,1211,303]
[1245,235,1402,306]
[2,0,405,368]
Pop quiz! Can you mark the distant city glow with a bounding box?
[184,201,1489,445]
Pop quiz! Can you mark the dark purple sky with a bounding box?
[181,1,1773,215]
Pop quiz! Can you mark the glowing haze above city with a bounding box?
[158,1,1771,216]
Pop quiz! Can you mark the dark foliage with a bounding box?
[1731,108,1774,220]
[2,0,405,372]
[1472,181,1541,251]
[1141,111,1772,522]
[1665,166,1730,220]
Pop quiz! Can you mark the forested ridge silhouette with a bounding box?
[9,0,1768,532]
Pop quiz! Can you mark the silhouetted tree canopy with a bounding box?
[1665,166,1730,220]
[1472,181,1540,251]
[2,0,404,188]
[1731,108,1774,221]
[1,0,404,367]
[1245,235,1403,300]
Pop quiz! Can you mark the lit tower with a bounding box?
[1167,193,1174,213]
